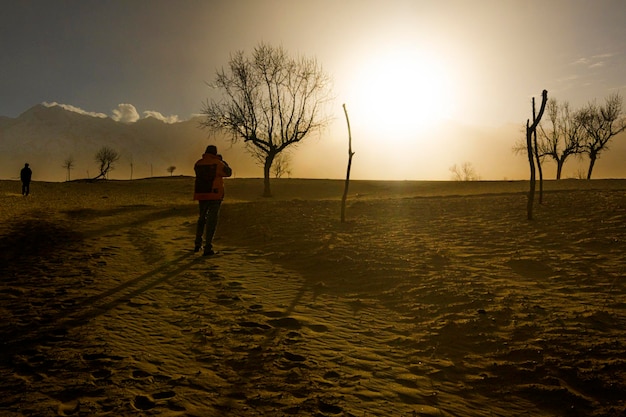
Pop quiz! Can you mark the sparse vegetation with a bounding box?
[167,166,177,176]
[449,162,480,181]
[94,146,120,180]
[537,99,584,180]
[514,92,625,181]
[577,92,626,179]
[62,156,75,181]
[271,154,291,179]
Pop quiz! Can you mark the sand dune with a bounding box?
[1,178,625,416]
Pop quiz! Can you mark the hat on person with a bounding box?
[205,145,218,155]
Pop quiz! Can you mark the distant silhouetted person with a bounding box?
[193,145,232,256]
[20,163,32,196]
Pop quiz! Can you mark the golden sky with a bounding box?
[2,0,625,180]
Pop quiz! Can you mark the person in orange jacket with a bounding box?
[193,145,232,256]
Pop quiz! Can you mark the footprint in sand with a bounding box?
[268,317,302,329]
[237,321,272,334]
[152,390,176,400]
[284,330,301,344]
[91,369,112,379]
[284,352,306,362]
[318,400,343,414]
[215,293,242,305]
[133,395,155,411]
[132,369,152,379]
[133,391,178,411]
[323,370,341,381]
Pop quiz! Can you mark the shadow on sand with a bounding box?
[0,207,201,363]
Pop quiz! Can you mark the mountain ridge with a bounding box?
[0,104,259,181]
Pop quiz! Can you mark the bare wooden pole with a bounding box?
[341,103,355,223]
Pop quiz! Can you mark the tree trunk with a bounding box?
[263,154,275,197]
[556,159,564,180]
[587,153,597,180]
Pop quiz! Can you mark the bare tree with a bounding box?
[94,146,120,180]
[537,99,584,180]
[577,92,626,179]
[341,103,355,223]
[525,90,548,221]
[167,165,177,176]
[449,162,480,181]
[62,155,75,181]
[531,102,545,204]
[200,43,333,197]
[271,154,292,178]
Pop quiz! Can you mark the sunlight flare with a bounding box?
[348,45,456,140]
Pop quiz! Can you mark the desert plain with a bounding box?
[0,177,625,416]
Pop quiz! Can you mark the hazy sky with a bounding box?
[2,0,626,179]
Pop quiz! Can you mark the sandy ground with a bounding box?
[1,177,625,416]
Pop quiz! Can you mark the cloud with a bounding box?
[143,110,180,124]
[111,103,141,123]
[571,53,615,69]
[42,102,108,118]
[43,102,182,124]
[110,104,181,123]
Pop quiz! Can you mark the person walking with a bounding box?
[193,145,232,256]
[20,163,32,196]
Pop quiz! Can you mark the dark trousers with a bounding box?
[22,181,30,196]
[195,200,222,250]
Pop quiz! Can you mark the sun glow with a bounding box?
[347,46,456,139]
